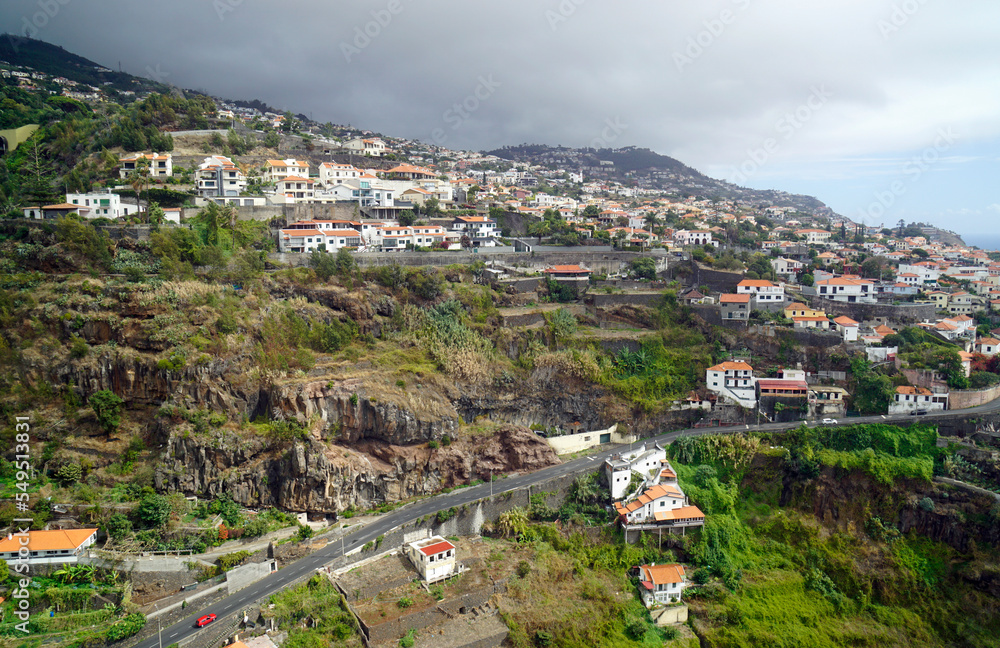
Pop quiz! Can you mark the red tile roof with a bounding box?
[418,540,455,557]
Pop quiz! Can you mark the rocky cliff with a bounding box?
[155,423,558,512]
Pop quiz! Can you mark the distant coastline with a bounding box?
[962,233,1000,252]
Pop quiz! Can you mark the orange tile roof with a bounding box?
[652,506,705,523]
[720,294,750,303]
[277,176,313,183]
[639,563,686,585]
[793,316,829,322]
[896,386,932,396]
[545,265,589,274]
[281,229,323,237]
[707,361,753,372]
[418,540,455,556]
[0,528,96,553]
[833,316,859,326]
[738,279,775,288]
[873,325,895,336]
[42,203,83,210]
[977,338,1000,346]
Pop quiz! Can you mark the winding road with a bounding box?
[132,400,1000,648]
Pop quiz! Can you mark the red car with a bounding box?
[196,614,216,628]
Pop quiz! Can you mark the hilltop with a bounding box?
[488,143,839,216]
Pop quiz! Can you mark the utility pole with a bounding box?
[154,603,162,648]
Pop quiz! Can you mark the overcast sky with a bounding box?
[3,0,998,242]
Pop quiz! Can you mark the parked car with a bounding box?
[821,418,838,425]
[196,614,217,628]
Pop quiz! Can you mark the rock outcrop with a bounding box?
[155,424,558,513]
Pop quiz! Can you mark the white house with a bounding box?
[795,228,833,245]
[0,528,98,565]
[405,536,457,583]
[263,158,309,184]
[277,227,363,253]
[614,483,697,525]
[636,563,688,607]
[197,155,246,197]
[119,152,172,179]
[705,361,757,408]
[888,386,946,415]
[66,189,140,219]
[451,215,497,245]
[975,337,1000,356]
[673,230,715,247]
[736,279,785,306]
[274,176,315,201]
[342,137,387,156]
[815,277,876,304]
[319,162,361,185]
[771,257,803,279]
[833,316,860,342]
[605,442,667,500]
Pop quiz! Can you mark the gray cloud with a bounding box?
[2,0,997,176]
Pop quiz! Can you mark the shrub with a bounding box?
[428,440,439,449]
[397,596,413,609]
[918,497,935,512]
[441,435,452,447]
[104,613,146,642]
[69,336,89,359]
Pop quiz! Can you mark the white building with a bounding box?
[342,137,387,156]
[673,230,715,247]
[815,277,876,304]
[795,228,833,245]
[605,442,667,500]
[833,316,860,342]
[975,337,1000,356]
[196,155,246,197]
[263,158,309,184]
[636,564,688,607]
[451,215,498,245]
[405,536,457,583]
[319,162,362,185]
[277,227,363,253]
[274,176,315,202]
[119,152,172,179]
[66,189,141,219]
[0,528,97,565]
[771,257,803,280]
[888,386,947,415]
[736,279,785,306]
[706,361,757,408]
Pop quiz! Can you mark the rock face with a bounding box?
[155,424,558,513]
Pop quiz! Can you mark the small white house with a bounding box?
[705,361,756,408]
[0,528,98,565]
[975,337,1000,356]
[888,386,947,415]
[119,152,172,179]
[636,563,687,607]
[405,536,457,584]
[605,442,667,500]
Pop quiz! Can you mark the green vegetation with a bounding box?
[267,575,360,648]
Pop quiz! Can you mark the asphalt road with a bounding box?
[133,400,1000,648]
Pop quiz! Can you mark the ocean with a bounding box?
[961,234,1000,252]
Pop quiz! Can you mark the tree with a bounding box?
[136,493,170,528]
[335,248,357,275]
[423,196,440,217]
[89,390,125,436]
[105,513,133,540]
[850,357,894,414]
[398,210,416,227]
[309,249,337,281]
[18,140,59,206]
[629,257,657,280]
[263,131,281,148]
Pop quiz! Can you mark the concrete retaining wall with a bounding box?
[808,297,938,323]
[950,384,1000,410]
